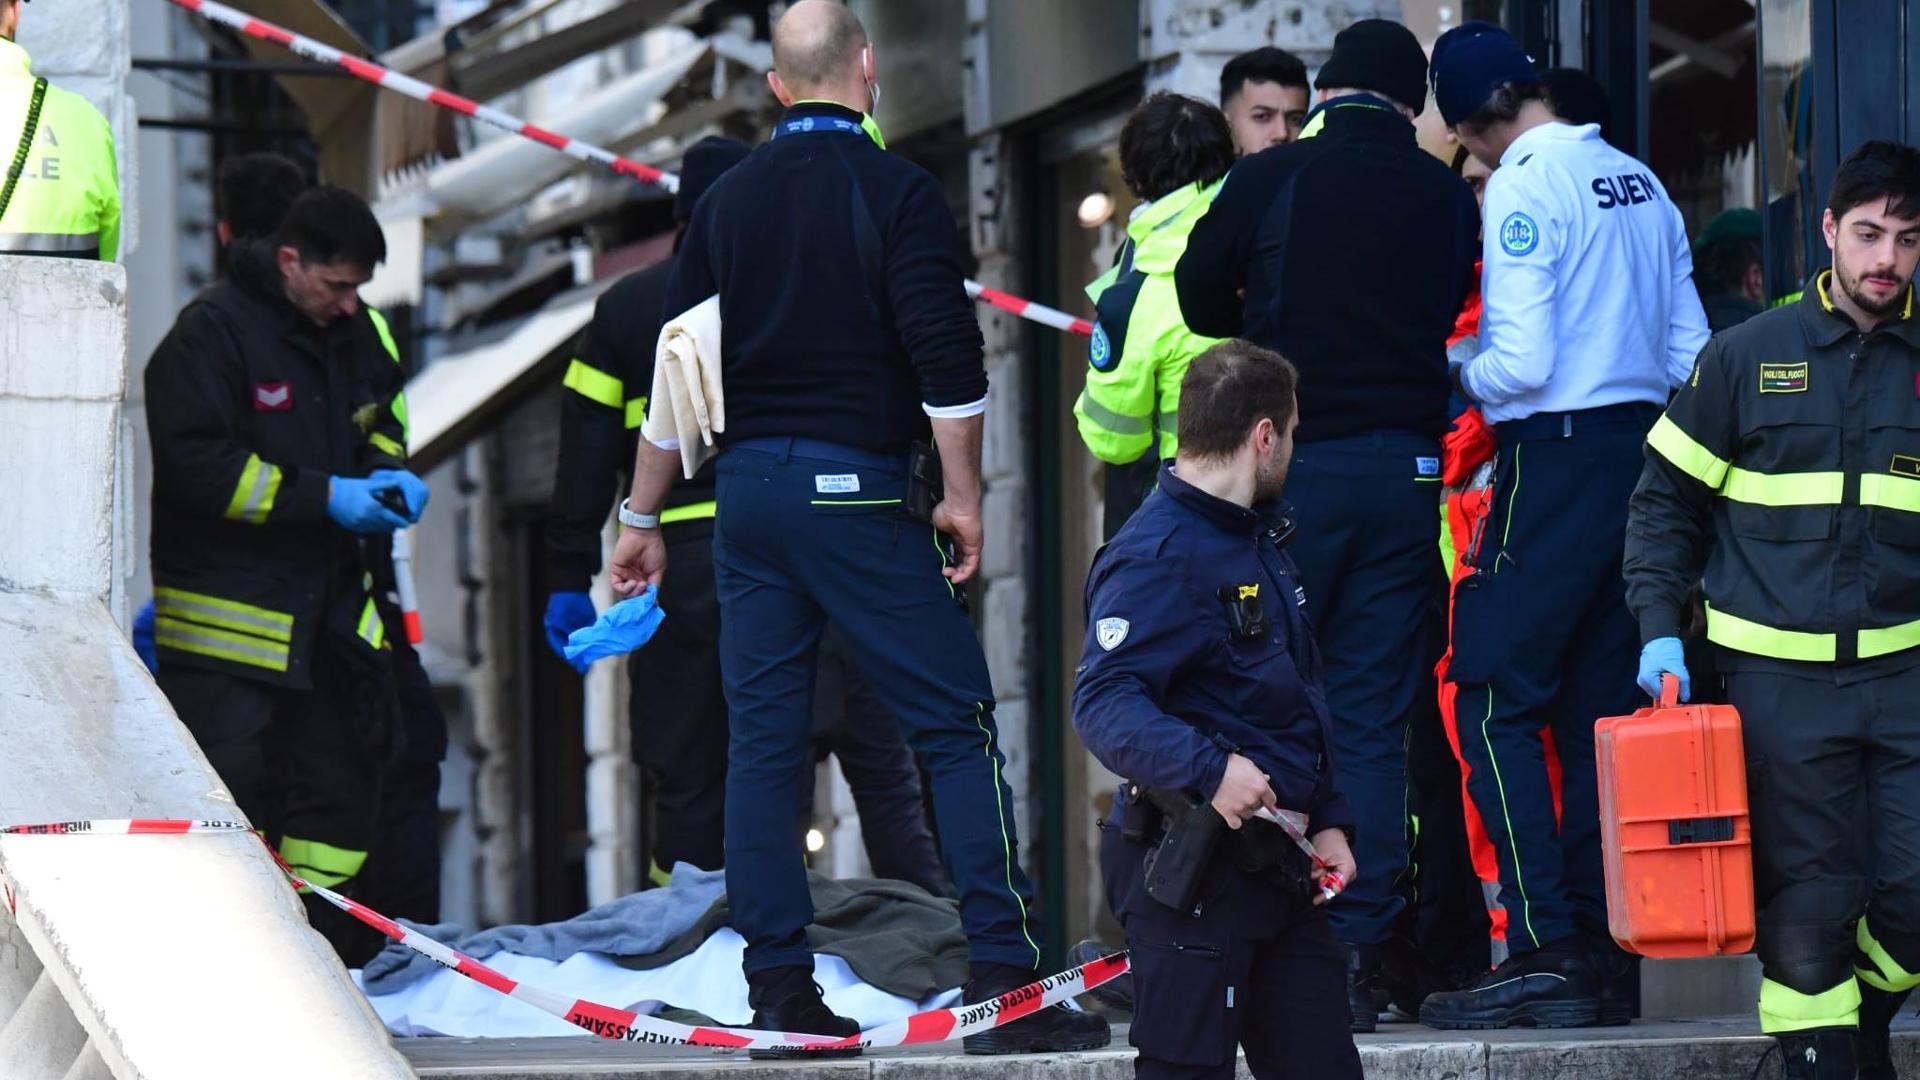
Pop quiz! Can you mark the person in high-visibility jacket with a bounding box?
[146,186,422,965]
[1076,92,1231,537]
[0,0,119,259]
[1627,140,1920,1080]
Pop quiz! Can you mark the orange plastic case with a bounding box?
[1595,675,1756,958]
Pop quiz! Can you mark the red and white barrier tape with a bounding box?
[390,529,424,645]
[1,819,1128,1051]
[164,0,1095,341]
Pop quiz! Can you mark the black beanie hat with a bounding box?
[1313,18,1428,117]
[675,136,752,221]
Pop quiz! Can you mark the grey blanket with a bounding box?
[360,863,727,995]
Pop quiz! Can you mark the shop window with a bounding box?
[1758,0,1816,301]
[1648,0,1767,327]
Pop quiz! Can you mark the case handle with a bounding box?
[1660,672,1681,709]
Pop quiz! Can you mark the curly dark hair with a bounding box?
[1119,92,1236,203]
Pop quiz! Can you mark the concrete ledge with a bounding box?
[398,1020,1920,1080]
[0,593,414,1079]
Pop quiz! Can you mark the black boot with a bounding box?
[1419,937,1601,1030]
[1348,945,1381,1033]
[745,966,862,1060]
[1066,939,1133,1013]
[1777,1028,1858,1079]
[1859,983,1913,1080]
[1592,945,1639,1027]
[961,963,1112,1055]
[1378,935,1456,1021]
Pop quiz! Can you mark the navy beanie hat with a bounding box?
[675,136,752,221]
[1430,20,1540,127]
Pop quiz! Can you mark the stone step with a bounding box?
[398,1018,1920,1079]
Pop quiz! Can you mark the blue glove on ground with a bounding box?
[132,599,159,674]
[1637,636,1690,702]
[544,591,597,663]
[369,468,431,523]
[563,587,665,673]
[328,475,412,533]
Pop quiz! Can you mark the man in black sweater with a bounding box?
[607,0,1107,1056]
[1175,18,1481,1032]
[543,137,950,896]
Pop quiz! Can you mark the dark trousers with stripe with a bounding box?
[1730,662,1920,1028]
[157,649,386,963]
[629,518,731,874]
[713,437,1040,976]
[1448,403,1657,953]
[631,519,950,893]
[1281,430,1448,947]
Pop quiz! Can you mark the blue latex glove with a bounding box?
[328,475,411,533]
[369,468,431,523]
[1637,636,1691,702]
[544,591,597,663]
[132,599,159,674]
[563,587,665,673]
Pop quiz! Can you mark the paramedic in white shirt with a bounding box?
[1416,21,1711,1032]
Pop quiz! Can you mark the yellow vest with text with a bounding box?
[0,38,120,260]
[1075,180,1224,464]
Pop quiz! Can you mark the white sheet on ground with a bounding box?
[354,927,963,1039]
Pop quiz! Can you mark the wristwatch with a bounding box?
[618,499,660,529]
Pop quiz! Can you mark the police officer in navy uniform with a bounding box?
[607,1,1107,1054]
[1076,340,1360,1079]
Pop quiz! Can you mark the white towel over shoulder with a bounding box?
[641,294,724,479]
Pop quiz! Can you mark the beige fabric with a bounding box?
[643,294,725,479]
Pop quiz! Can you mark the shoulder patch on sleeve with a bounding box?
[1096,617,1130,651]
[1089,322,1117,372]
[1499,212,1539,256]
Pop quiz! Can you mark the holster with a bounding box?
[1132,785,1317,909]
[1140,788,1222,914]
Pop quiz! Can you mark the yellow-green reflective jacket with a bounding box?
[0,39,120,260]
[1075,180,1224,464]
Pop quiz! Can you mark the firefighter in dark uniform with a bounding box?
[193,151,448,924]
[146,186,424,964]
[545,137,754,878]
[1627,140,1920,1080]
[543,137,948,894]
[1075,340,1360,1080]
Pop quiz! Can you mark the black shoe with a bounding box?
[1347,944,1381,1033]
[961,963,1112,1055]
[744,966,862,1060]
[1592,945,1639,1027]
[1859,983,1912,1079]
[1777,1028,1858,1079]
[1419,938,1601,1030]
[1066,939,1133,1013]
[1378,936,1457,1021]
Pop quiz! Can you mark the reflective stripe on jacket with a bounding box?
[0,39,120,260]
[145,247,402,686]
[1625,272,1920,671]
[1075,180,1223,464]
